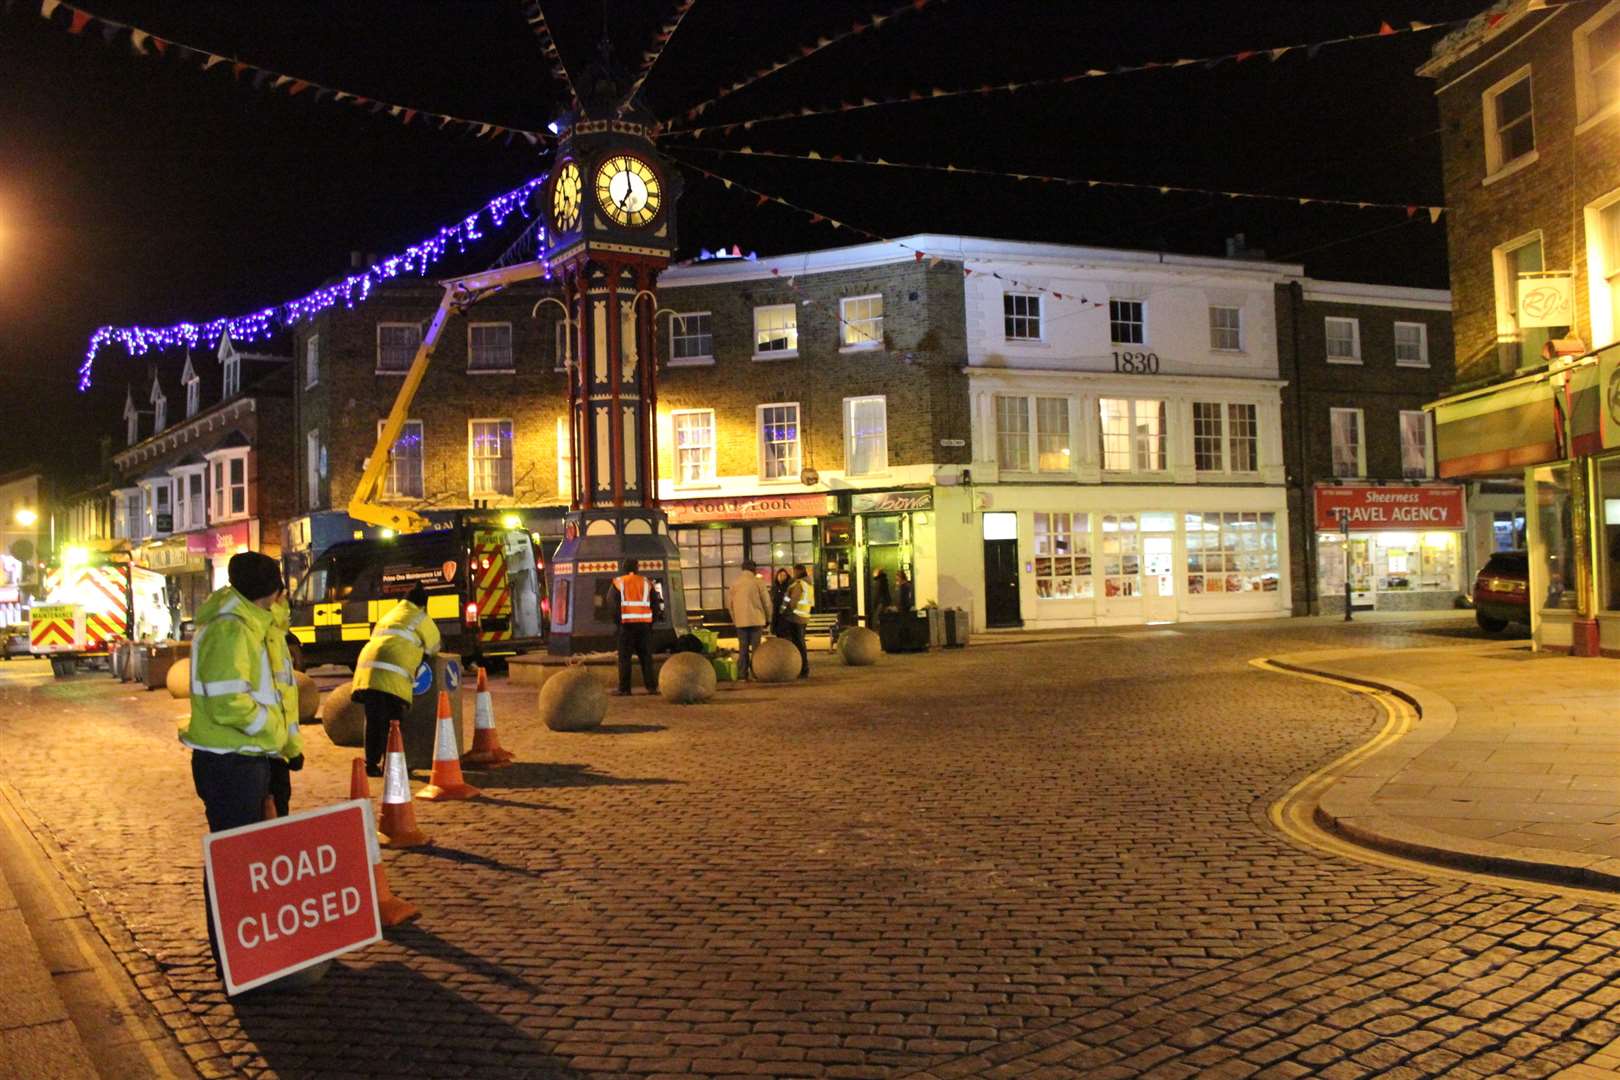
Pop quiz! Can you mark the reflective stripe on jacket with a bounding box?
[789,579,813,623]
[353,600,441,702]
[614,574,653,624]
[179,586,290,757]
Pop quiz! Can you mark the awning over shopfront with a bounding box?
[1429,360,1599,478]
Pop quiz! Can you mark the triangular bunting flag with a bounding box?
[1428,207,1443,224]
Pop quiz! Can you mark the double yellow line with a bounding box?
[1252,657,1620,905]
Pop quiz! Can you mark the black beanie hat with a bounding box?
[227,551,284,601]
[407,583,428,608]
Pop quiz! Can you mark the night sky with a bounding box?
[0,0,1493,482]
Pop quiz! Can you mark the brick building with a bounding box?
[1277,279,1461,615]
[1422,0,1620,653]
[59,333,294,626]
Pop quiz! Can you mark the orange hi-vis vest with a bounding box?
[614,573,653,624]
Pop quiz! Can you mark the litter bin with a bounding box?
[879,612,931,653]
[144,641,186,691]
[400,653,466,772]
[943,607,970,648]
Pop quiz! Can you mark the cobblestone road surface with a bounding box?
[4,618,1619,1079]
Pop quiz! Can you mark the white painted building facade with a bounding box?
[924,237,1296,630]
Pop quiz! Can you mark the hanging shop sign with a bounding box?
[664,493,832,524]
[1313,484,1465,531]
[1517,273,1574,329]
[851,490,933,514]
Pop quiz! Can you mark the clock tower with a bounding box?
[541,54,686,655]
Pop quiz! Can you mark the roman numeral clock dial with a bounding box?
[595,155,662,228]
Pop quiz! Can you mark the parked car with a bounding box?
[1,625,29,660]
[1472,550,1529,633]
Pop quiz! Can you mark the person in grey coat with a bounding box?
[727,560,773,681]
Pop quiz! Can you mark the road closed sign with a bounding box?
[203,799,381,995]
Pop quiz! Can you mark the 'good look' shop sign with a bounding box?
[1313,484,1466,532]
[204,799,380,994]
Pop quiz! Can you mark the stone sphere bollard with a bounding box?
[659,652,717,704]
[752,636,803,682]
[319,681,366,747]
[837,626,881,666]
[166,656,190,699]
[295,670,320,721]
[540,666,607,731]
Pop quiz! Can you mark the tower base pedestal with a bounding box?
[546,507,686,656]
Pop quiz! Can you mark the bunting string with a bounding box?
[674,143,1447,220]
[618,0,697,117]
[77,174,550,391]
[669,155,1124,311]
[518,0,583,115]
[26,0,549,144]
[659,16,1464,137]
[677,0,942,123]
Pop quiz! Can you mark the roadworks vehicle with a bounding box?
[30,543,172,677]
[287,519,544,672]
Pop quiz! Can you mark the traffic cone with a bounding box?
[377,719,431,848]
[348,759,419,927]
[418,691,482,801]
[461,666,515,768]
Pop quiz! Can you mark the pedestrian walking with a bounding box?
[610,558,660,694]
[784,563,813,679]
[895,569,915,615]
[353,583,439,778]
[869,568,892,629]
[178,551,299,986]
[770,568,792,637]
[727,560,772,681]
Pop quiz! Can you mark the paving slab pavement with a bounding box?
[1270,637,1620,892]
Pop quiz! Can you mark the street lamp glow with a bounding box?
[13,507,37,527]
[501,513,522,530]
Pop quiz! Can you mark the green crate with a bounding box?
[710,655,737,682]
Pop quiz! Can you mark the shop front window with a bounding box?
[749,523,816,574]
[1100,514,1140,597]
[1599,457,1620,610]
[1493,511,1526,552]
[1186,512,1280,594]
[1533,464,1576,610]
[673,526,744,614]
[1033,512,1092,599]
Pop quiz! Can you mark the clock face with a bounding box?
[551,161,582,232]
[595,155,662,228]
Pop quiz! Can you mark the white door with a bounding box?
[1143,534,1178,623]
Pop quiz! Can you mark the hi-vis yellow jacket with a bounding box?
[269,599,302,760]
[352,600,440,703]
[179,587,293,757]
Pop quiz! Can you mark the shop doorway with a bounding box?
[1348,538,1375,609]
[982,511,1021,627]
[1143,532,1177,623]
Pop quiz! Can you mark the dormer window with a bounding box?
[124,392,139,446]
[151,380,167,433]
[183,357,200,418]
[218,332,241,399]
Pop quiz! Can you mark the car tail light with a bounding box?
[464,601,479,627]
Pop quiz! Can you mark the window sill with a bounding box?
[1110,342,1148,350]
[673,482,721,492]
[756,475,801,486]
[1482,149,1539,187]
[752,352,798,362]
[467,368,517,376]
[1325,356,1363,365]
[1576,100,1620,136]
[1003,338,1048,347]
[667,356,716,367]
[847,472,893,483]
[1100,470,1173,482]
[839,343,883,355]
[1394,359,1431,369]
[1209,348,1247,356]
[375,369,410,377]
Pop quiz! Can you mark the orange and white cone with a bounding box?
[377,719,432,848]
[417,690,482,801]
[349,758,419,926]
[461,666,514,768]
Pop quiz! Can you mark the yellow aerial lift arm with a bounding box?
[348,261,553,533]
